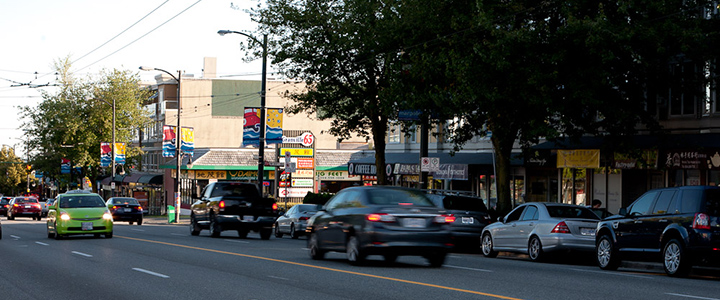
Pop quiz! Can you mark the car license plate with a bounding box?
[402,218,426,228]
[461,217,474,224]
[243,215,254,221]
[25,205,31,208]
[82,222,94,231]
[580,228,596,236]
[124,208,132,212]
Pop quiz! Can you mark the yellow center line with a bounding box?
[117,235,523,300]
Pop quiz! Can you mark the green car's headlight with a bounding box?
[60,212,70,221]
[103,212,113,220]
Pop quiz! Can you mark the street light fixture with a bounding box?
[217,30,268,194]
[139,66,182,223]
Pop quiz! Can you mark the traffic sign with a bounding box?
[421,157,440,172]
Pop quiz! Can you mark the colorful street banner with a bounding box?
[265,108,283,144]
[242,108,261,146]
[100,142,112,167]
[180,127,195,156]
[163,125,176,157]
[61,158,70,174]
[557,149,600,168]
[114,142,126,165]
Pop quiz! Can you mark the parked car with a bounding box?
[595,186,720,277]
[46,191,113,239]
[0,196,11,216]
[425,193,492,247]
[306,186,455,267]
[7,197,42,220]
[481,202,601,261]
[106,197,143,225]
[274,204,319,239]
[190,182,278,239]
[41,197,56,217]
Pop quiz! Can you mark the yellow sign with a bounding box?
[195,170,227,180]
[557,149,600,168]
[280,148,314,157]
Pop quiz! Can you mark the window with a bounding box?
[520,206,538,221]
[628,191,658,216]
[668,60,700,116]
[680,189,703,213]
[652,191,676,214]
[505,206,525,222]
[388,124,400,144]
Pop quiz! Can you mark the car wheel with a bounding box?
[597,234,620,270]
[209,214,221,238]
[129,221,134,225]
[7,211,13,220]
[308,233,325,260]
[427,253,446,268]
[528,236,544,262]
[36,215,42,221]
[190,215,201,236]
[105,231,113,238]
[481,232,498,258]
[237,230,248,239]
[260,228,272,240]
[346,236,365,266]
[137,218,143,226]
[663,239,691,277]
[290,224,298,239]
[47,228,55,239]
[274,223,283,238]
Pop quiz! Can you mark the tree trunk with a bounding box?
[491,131,516,217]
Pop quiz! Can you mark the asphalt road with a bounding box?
[1,217,718,300]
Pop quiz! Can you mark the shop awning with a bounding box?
[348,152,523,165]
[137,174,163,184]
[122,173,144,183]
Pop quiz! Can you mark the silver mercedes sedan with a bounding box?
[481,202,601,261]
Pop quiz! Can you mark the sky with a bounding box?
[0,0,269,159]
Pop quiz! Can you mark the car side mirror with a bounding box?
[497,216,504,223]
[316,204,325,211]
[618,207,627,216]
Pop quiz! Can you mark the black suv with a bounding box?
[595,186,720,276]
[189,182,278,239]
[425,193,491,248]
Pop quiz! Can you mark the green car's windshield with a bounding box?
[59,195,105,208]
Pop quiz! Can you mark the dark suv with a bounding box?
[425,193,491,248]
[595,186,720,277]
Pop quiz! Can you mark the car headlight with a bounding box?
[60,212,70,221]
[103,212,113,220]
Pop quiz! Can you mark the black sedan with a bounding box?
[306,186,454,267]
[0,197,11,216]
[106,197,143,225]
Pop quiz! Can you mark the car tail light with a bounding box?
[32,203,41,209]
[219,200,226,211]
[299,216,309,221]
[367,213,396,222]
[272,203,278,211]
[693,213,710,230]
[433,214,456,224]
[13,203,19,207]
[138,206,143,212]
[551,221,571,233]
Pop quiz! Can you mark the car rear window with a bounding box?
[546,206,600,220]
[59,195,106,208]
[113,198,139,205]
[211,184,260,198]
[442,195,488,212]
[15,198,38,204]
[296,205,318,213]
[705,189,720,216]
[367,189,435,206]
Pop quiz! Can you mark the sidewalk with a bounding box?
[141,215,190,225]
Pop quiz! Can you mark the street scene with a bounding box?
[1,0,720,299]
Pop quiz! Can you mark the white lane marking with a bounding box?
[268,275,289,280]
[666,293,720,300]
[224,239,250,244]
[71,251,93,258]
[35,241,49,246]
[10,235,21,239]
[170,233,185,236]
[448,255,464,259]
[445,265,493,272]
[130,229,145,232]
[570,268,653,279]
[132,268,170,279]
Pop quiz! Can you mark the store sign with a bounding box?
[282,132,315,146]
[431,164,468,180]
[281,148,314,157]
[316,171,360,181]
[291,178,314,187]
[613,151,658,169]
[296,158,314,169]
[394,163,419,175]
[279,188,313,198]
[557,149,600,168]
[292,169,314,178]
[662,150,720,169]
[195,170,228,180]
[348,163,376,175]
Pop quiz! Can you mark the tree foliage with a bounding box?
[0,146,28,195]
[19,57,152,192]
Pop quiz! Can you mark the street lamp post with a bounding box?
[140,66,182,223]
[217,30,268,194]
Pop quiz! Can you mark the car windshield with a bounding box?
[15,198,38,204]
[546,205,600,220]
[59,195,106,208]
[367,189,434,206]
[442,195,488,212]
[112,198,139,205]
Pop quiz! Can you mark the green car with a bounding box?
[47,191,113,239]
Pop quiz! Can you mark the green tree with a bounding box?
[248,0,410,185]
[0,145,27,195]
[20,57,152,192]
